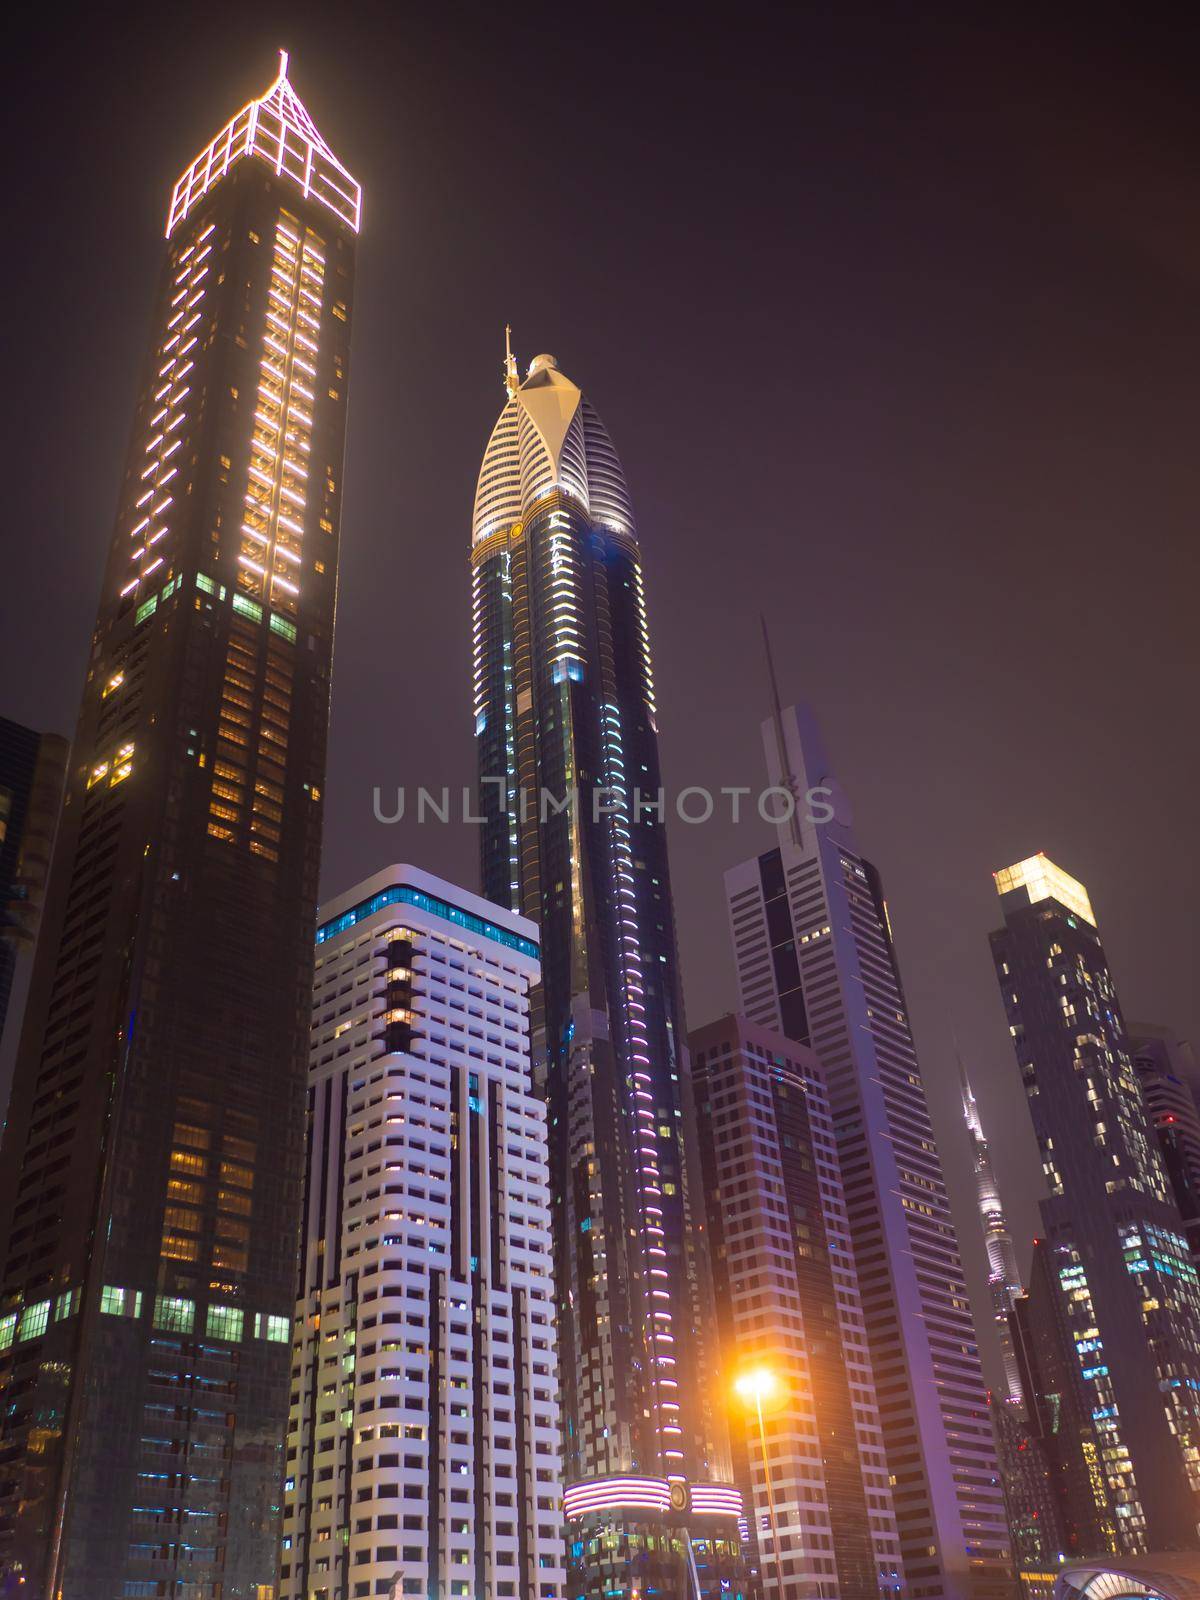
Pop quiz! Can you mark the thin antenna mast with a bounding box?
[761,614,804,849]
[504,325,519,398]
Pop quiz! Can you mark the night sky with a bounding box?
[4,4,1198,1388]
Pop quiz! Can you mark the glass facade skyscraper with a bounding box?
[725,701,1012,1599]
[471,349,743,1598]
[0,717,67,1062]
[0,57,358,1600]
[690,1014,903,1599]
[991,855,1200,1553]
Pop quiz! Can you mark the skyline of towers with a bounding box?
[282,865,565,1600]
[470,350,743,1597]
[0,56,358,1599]
[1,42,1199,1600]
[991,855,1200,1554]
[691,1013,903,1599]
[725,701,1013,1599]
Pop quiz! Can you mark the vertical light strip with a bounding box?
[598,700,681,1468]
[119,222,215,602]
[238,217,324,616]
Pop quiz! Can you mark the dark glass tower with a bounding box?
[0,717,67,1063]
[992,855,1200,1554]
[471,348,742,1598]
[0,57,358,1600]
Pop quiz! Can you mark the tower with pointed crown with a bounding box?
[0,57,359,1599]
[471,347,744,1598]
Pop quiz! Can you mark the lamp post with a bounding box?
[734,1367,787,1598]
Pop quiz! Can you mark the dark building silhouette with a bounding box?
[1128,1025,1200,1264]
[992,856,1200,1555]
[0,56,358,1599]
[0,717,67,1059]
[471,347,742,1598]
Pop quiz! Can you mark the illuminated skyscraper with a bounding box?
[725,699,1012,1600]
[991,856,1200,1553]
[959,1059,1024,1407]
[690,1014,903,1599]
[0,56,358,1599]
[471,346,744,1598]
[956,1062,1064,1598]
[282,866,565,1600]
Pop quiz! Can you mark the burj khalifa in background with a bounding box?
[470,346,744,1597]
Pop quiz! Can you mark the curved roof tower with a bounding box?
[472,347,634,545]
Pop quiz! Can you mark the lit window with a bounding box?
[207,1304,245,1342]
[255,1313,292,1343]
[17,1300,51,1342]
[100,1286,143,1318]
[153,1296,195,1334]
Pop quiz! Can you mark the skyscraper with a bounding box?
[0,717,67,1061]
[0,57,358,1600]
[956,1061,1063,1598]
[725,699,1012,1600]
[690,1013,903,1599]
[1010,1239,1124,1560]
[959,1060,1024,1407]
[1127,1025,1200,1263]
[282,866,565,1600]
[471,347,743,1598]
[991,855,1200,1553]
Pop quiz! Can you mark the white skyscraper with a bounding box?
[724,701,1012,1600]
[280,865,565,1600]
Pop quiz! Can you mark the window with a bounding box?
[256,1313,292,1343]
[17,1300,51,1342]
[207,1304,245,1341]
[100,1286,143,1318]
[154,1296,195,1334]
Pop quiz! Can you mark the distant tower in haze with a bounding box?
[0,56,358,1599]
[959,1056,1024,1405]
[724,698,1012,1600]
[471,346,743,1598]
[991,855,1200,1553]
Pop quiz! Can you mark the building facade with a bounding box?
[0,717,67,1059]
[725,701,1011,1600]
[281,866,565,1600]
[1128,1026,1200,1264]
[690,1013,903,1599]
[991,856,1200,1554]
[0,57,358,1600]
[957,1059,1064,1596]
[471,348,743,1597]
[1010,1239,1124,1563]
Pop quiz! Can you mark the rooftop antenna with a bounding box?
[761,614,804,850]
[277,48,290,82]
[504,324,519,398]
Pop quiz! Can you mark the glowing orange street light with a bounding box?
[734,1366,788,1596]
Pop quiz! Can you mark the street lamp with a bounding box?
[734,1366,787,1598]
